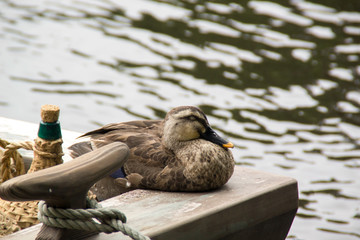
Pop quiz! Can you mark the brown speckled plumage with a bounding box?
[69,106,235,191]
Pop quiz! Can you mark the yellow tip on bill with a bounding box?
[222,142,234,148]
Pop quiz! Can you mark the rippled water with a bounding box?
[1,0,360,239]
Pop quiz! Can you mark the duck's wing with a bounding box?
[90,123,192,190]
[84,120,163,153]
[70,120,195,191]
[70,119,172,172]
[80,120,162,139]
[69,120,162,158]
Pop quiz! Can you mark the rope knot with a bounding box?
[38,198,150,240]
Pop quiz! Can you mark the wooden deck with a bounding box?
[0,117,298,240]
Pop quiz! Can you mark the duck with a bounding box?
[69,106,235,193]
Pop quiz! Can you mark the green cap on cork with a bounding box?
[37,105,62,140]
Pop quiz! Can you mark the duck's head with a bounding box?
[162,106,234,150]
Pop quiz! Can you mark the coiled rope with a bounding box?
[0,138,64,183]
[38,198,150,240]
[0,139,29,182]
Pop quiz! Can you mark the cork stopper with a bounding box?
[37,105,62,140]
[41,105,60,123]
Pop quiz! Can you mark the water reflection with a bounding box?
[302,188,359,200]
[1,0,360,239]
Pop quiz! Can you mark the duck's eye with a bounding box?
[180,115,198,121]
[188,116,196,121]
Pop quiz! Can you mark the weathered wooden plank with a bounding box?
[3,166,297,240]
[96,166,298,240]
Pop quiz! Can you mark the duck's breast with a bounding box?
[177,139,235,191]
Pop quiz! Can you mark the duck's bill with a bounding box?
[222,142,234,148]
[200,127,234,149]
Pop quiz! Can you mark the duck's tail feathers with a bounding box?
[68,141,93,159]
